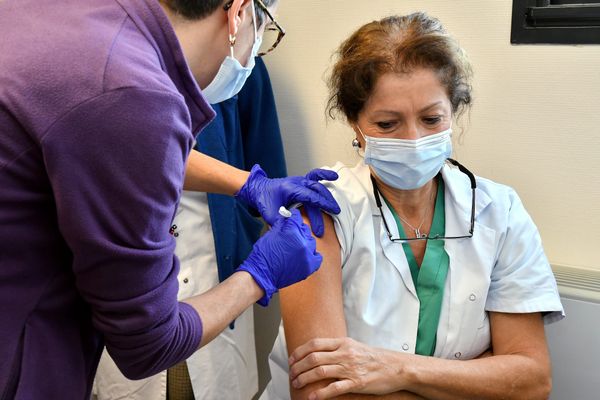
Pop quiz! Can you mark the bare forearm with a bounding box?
[183,149,249,194]
[401,354,551,400]
[323,354,547,400]
[183,271,262,347]
[322,392,425,400]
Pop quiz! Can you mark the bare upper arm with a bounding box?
[489,311,550,369]
[279,211,346,399]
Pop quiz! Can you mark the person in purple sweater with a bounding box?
[0,0,340,399]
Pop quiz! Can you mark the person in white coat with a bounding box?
[261,12,564,400]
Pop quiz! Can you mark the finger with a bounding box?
[288,337,344,365]
[310,252,323,275]
[270,210,293,231]
[304,205,324,237]
[287,188,341,215]
[271,209,304,237]
[258,203,277,226]
[288,210,316,246]
[288,208,304,225]
[289,349,349,380]
[291,364,346,390]
[306,180,338,210]
[305,168,339,182]
[268,216,284,232]
[302,225,318,253]
[300,224,319,255]
[310,379,356,400]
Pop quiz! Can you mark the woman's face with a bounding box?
[354,68,453,144]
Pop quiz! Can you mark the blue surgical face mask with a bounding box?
[357,126,453,190]
[202,2,262,104]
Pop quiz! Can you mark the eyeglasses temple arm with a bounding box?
[447,158,476,189]
[469,188,476,234]
[370,175,394,239]
[447,159,476,234]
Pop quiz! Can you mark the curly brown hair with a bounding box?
[327,12,472,123]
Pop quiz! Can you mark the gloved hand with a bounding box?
[237,209,322,306]
[235,164,341,237]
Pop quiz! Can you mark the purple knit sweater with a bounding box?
[0,0,216,398]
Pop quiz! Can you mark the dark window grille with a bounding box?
[511,0,600,44]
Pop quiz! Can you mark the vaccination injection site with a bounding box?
[2,0,600,399]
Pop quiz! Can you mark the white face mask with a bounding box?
[202,1,262,104]
[357,126,453,190]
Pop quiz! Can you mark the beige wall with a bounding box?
[254,1,600,393]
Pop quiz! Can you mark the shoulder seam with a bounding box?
[39,87,184,145]
[102,14,130,93]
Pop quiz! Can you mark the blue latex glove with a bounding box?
[237,209,322,306]
[235,164,341,237]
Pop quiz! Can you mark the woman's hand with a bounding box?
[288,337,409,399]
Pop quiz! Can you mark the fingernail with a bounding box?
[288,356,295,365]
[308,394,316,400]
[292,379,299,388]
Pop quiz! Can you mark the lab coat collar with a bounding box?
[441,162,492,223]
[352,160,382,217]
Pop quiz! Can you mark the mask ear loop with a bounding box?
[353,124,368,148]
[227,0,244,57]
[251,0,258,44]
[353,124,367,156]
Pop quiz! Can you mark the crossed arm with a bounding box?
[279,213,553,400]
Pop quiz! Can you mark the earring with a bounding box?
[352,138,361,148]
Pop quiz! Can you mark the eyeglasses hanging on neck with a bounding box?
[371,158,476,243]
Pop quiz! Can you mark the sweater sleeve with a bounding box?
[41,87,203,379]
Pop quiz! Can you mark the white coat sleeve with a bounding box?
[485,189,564,324]
[321,163,355,264]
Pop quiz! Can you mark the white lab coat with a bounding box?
[95,191,258,400]
[260,161,564,400]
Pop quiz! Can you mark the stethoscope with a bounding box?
[370,158,476,243]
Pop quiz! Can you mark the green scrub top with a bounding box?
[382,176,449,356]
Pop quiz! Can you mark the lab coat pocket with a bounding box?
[187,308,258,399]
[344,308,400,350]
[468,311,491,357]
[343,299,418,354]
[444,309,491,361]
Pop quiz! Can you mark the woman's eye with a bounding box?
[423,116,443,125]
[376,121,396,130]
